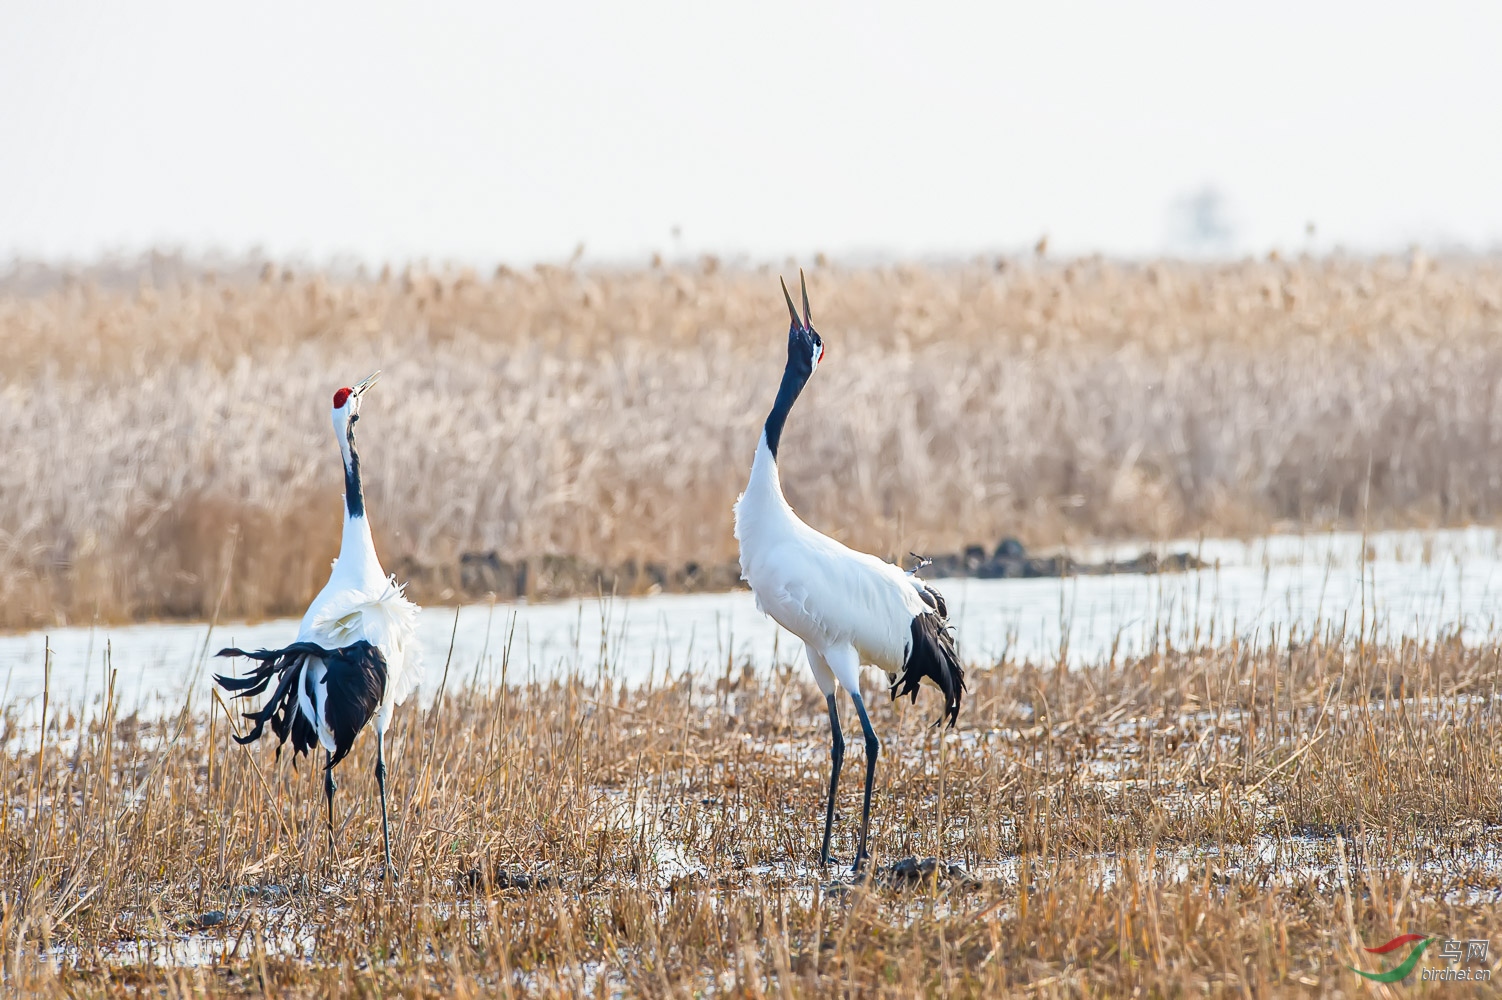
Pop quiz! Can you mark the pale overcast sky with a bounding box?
[3,1,1501,265]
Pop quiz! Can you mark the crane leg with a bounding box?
[820,693,845,868]
[849,692,880,873]
[376,730,394,883]
[324,752,337,852]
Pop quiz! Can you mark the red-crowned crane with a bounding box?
[734,273,965,873]
[215,372,420,880]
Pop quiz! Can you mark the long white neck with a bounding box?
[746,432,790,504]
[337,505,383,582]
[735,431,803,550]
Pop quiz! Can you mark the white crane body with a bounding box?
[296,512,420,744]
[735,438,927,684]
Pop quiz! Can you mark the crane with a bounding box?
[215,371,421,881]
[734,273,965,872]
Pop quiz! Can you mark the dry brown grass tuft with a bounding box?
[2,630,1499,995]
[4,253,1502,628]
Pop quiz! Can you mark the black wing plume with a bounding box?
[320,642,387,768]
[890,585,965,728]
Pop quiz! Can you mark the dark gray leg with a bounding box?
[376,731,394,882]
[849,693,880,872]
[324,751,337,848]
[820,693,845,867]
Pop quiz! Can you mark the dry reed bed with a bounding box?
[3,255,1502,629]
[1,630,1499,995]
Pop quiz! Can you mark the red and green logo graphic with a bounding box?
[1349,934,1434,983]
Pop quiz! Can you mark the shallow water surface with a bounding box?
[3,527,1502,720]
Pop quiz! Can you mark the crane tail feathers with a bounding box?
[214,640,386,762]
[891,612,966,728]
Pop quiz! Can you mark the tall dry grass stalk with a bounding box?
[3,253,1502,628]
[2,630,1498,995]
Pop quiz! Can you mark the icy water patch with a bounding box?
[3,527,1502,721]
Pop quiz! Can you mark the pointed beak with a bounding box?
[780,276,803,330]
[352,371,381,397]
[799,268,811,329]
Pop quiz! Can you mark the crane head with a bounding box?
[331,371,381,416]
[780,269,824,377]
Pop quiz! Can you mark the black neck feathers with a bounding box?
[763,364,811,459]
[344,416,365,519]
[763,324,819,460]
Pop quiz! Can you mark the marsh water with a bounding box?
[5,527,1502,722]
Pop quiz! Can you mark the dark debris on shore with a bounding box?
[394,537,1205,605]
[923,537,1205,580]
